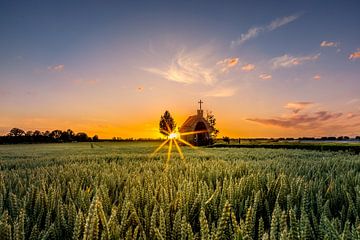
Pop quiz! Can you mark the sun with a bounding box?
[151,124,208,169]
[168,131,180,139]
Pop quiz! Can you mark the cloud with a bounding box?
[231,27,263,47]
[267,14,300,31]
[73,79,98,85]
[285,102,313,113]
[247,111,342,129]
[347,98,359,105]
[217,57,239,72]
[259,73,272,80]
[205,87,237,97]
[271,53,320,68]
[241,64,256,72]
[144,48,239,98]
[347,112,360,119]
[48,64,64,72]
[144,50,215,85]
[349,49,360,60]
[231,14,300,47]
[320,41,338,47]
[313,74,321,80]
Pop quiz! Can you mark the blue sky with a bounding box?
[0,0,359,138]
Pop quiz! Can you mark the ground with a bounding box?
[1,142,360,239]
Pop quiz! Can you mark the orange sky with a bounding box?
[1,1,360,138]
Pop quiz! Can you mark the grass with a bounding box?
[1,142,360,239]
[211,140,360,154]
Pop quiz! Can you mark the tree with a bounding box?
[43,131,51,137]
[159,110,176,136]
[223,136,230,144]
[60,129,75,142]
[25,131,33,136]
[92,135,99,142]
[32,130,42,137]
[75,132,89,142]
[9,128,25,137]
[206,111,219,138]
[50,130,63,141]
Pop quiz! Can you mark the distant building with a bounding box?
[179,100,213,146]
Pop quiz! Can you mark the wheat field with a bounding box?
[1,142,360,239]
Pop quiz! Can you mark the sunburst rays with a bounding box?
[151,126,208,169]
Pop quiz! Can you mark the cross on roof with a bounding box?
[198,100,203,110]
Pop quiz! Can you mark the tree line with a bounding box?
[0,128,98,144]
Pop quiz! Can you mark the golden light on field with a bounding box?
[151,123,208,169]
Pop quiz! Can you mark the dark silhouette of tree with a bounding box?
[223,136,230,144]
[206,111,219,138]
[50,130,63,141]
[60,129,75,142]
[25,131,33,136]
[0,128,96,144]
[159,110,176,136]
[9,128,25,137]
[92,135,99,142]
[75,132,89,142]
[66,129,75,140]
[43,131,51,137]
[33,130,42,137]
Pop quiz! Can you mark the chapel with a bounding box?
[179,100,213,146]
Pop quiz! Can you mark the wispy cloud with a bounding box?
[205,87,237,97]
[144,48,241,98]
[231,27,263,47]
[144,50,216,85]
[247,111,342,129]
[259,73,272,80]
[313,74,321,80]
[320,41,338,47]
[267,15,300,31]
[231,14,300,47]
[241,63,256,72]
[270,53,320,69]
[144,48,242,86]
[347,98,360,105]
[48,64,64,72]
[349,49,360,60]
[73,79,98,85]
[347,112,360,119]
[216,57,239,72]
[285,102,313,113]
[245,101,356,132]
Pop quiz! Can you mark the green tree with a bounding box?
[159,110,176,136]
[206,111,219,138]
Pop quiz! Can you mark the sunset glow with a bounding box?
[168,131,180,140]
[0,1,359,139]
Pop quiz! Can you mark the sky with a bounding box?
[0,0,360,138]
